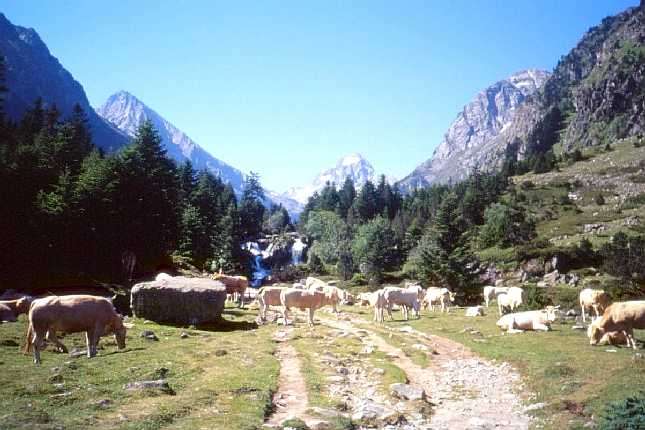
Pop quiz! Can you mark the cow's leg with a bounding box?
[32,329,45,364]
[580,302,586,323]
[46,330,68,353]
[533,322,550,331]
[308,308,315,326]
[282,307,289,326]
[387,304,394,320]
[625,327,636,349]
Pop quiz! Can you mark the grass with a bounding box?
[0,305,279,430]
[342,305,645,430]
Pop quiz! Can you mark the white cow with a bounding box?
[496,306,560,333]
[579,288,611,323]
[280,288,329,327]
[423,287,456,313]
[369,289,387,323]
[383,287,420,321]
[465,306,485,317]
[483,286,510,307]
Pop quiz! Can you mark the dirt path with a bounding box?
[265,329,311,427]
[321,315,532,430]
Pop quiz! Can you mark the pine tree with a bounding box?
[239,171,265,240]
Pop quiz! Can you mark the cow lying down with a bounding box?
[496,306,560,333]
[26,295,127,364]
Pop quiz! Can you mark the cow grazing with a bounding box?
[483,286,509,307]
[307,282,343,314]
[496,306,560,333]
[423,287,455,313]
[26,295,126,364]
[383,287,420,321]
[257,287,284,320]
[0,297,31,322]
[280,288,328,326]
[588,301,645,350]
[579,288,611,323]
[211,274,248,308]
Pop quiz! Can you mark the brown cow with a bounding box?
[211,274,248,308]
[26,295,126,364]
[0,297,31,322]
[588,301,645,350]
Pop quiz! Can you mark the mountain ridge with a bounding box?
[0,13,128,152]
[97,90,246,195]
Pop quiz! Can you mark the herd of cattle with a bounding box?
[0,274,644,364]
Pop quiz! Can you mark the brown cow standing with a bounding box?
[27,295,126,364]
[211,274,248,308]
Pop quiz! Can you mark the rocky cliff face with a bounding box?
[0,13,127,151]
[399,69,549,190]
[98,91,246,194]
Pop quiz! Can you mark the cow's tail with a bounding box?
[22,322,33,354]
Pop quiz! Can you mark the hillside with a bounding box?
[0,13,127,151]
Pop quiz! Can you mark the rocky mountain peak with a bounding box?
[98,91,246,194]
[398,69,550,190]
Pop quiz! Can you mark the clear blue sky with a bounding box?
[2,1,639,191]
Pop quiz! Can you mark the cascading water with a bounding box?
[243,242,272,288]
[291,238,307,265]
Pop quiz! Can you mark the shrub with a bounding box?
[519,285,550,310]
[598,391,645,430]
[349,273,367,286]
[308,252,325,275]
[546,286,580,310]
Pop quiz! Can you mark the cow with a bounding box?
[423,287,455,313]
[308,282,343,314]
[579,288,611,323]
[211,274,248,308]
[465,306,485,317]
[588,301,645,350]
[483,286,509,307]
[357,292,372,307]
[383,287,420,321]
[0,297,32,322]
[155,272,173,282]
[369,289,387,323]
[26,295,126,364]
[496,306,560,333]
[257,287,284,320]
[280,288,328,326]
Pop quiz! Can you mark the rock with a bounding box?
[140,330,159,341]
[399,326,414,333]
[308,419,331,430]
[360,345,375,355]
[412,343,430,351]
[214,349,228,357]
[633,353,644,361]
[326,375,346,384]
[467,416,493,429]
[95,399,111,408]
[566,309,578,317]
[69,348,87,358]
[124,379,173,394]
[0,339,19,347]
[49,374,63,383]
[525,402,547,412]
[390,383,426,401]
[131,276,227,325]
[351,399,388,423]
[180,332,189,339]
[605,349,618,353]
[335,367,349,375]
[372,368,385,375]
[571,325,586,330]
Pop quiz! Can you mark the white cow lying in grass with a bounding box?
[483,286,509,307]
[588,301,645,349]
[383,287,420,321]
[423,287,456,313]
[465,306,485,317]
[496,306,560,333]
[280,288,329,327]
[579,288,611,323]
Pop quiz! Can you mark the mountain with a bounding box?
[401,3,644,191]
[0,13,127,152]
[273,153,391,214]
[97,91,245,194]
[399,69,550,190]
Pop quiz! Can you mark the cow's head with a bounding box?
[448,292,456,303]
[111,315,127,350]
[588,318,604,345]
[544,305,560,322]
[15,297,32,315]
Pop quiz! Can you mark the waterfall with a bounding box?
[243,241,272,288]
[291,238,307,265]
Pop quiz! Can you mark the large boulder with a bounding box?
[131,276,227,324]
